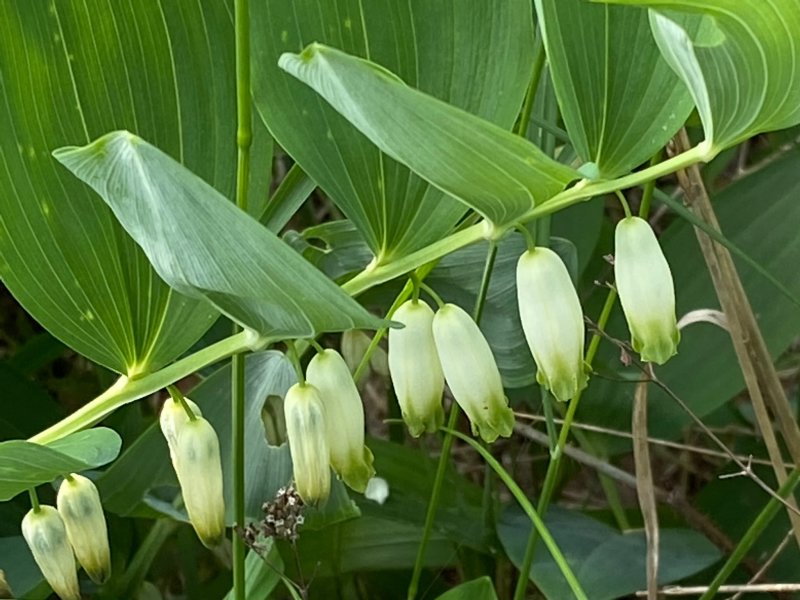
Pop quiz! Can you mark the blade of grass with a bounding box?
[441,427,588,600]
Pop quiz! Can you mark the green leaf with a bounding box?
[223,547,283,600]
[254,0,536,261]
[0,536,43,599]
[0,427,121,501]
[0,1,269,374]
[499,506,720,600]
[296,516,456,576]
[535,0,694,177]
[54,132,386,337]
[278,44,579,229]
[356,438,488,552]
[436,578,498,600]
[604,0,800,153]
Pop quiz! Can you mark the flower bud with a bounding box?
[159,396,202,461]
[341,330,389,381]
[21,506,80,600]
[306,349,375,493]
[432,303,514,442]
[284,382,331,503]
[516,247,587,402]
[56,474,111,584]
[173,417,226,548]
[388,300,445,436]
[614,216,680,364]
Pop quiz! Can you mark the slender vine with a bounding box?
[232,0,252,596]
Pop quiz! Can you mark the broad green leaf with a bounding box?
[356,438,488,552]
[279,44,579,229]
[606,0,800,153]
[253,0,535,262]
[0,1,269,374]
[0,427,121,501]
[579,150,800,448]
[296,516,456,576]
[0,536,43,599]
[436,578,498,600]
[54,132,386,337]
[261,164,316,233]
[535,0,694,177]
[499,506,720,600]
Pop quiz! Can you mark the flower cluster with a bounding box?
[22,474,111,600]
[159,396,226,549]
[514,218,679,402]
[239,485,306,553]
[389,300,515,443]
[285,349,375,504]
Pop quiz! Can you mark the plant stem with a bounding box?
[406,403,460,600]
[232,0,252,597]
[515,32,546,139]
[443,428,588,600]
[343,145,708,298]
[513,287,618,599]
[407,242,499,599]
[28,488,40,512]
[29,331,262,445]
[168,385,197,420]
[699,469,800,600]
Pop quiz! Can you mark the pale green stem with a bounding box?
[344,145,708,298]
[443,427,588,600]
[29,331,264,445]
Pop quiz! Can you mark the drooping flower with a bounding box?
[516,247,587,402]
[614,216,680,364]
[21,506,80,600]
[56,473,111,584]
[171,416,226,548]
[432,303,514,442]
[159,395,202,461]
[388,300,445,436]
[306,349,375,493]
[284,382,331,503]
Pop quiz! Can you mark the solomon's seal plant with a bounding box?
[432,303,515,443]
[388,299,445,436]
[614,216,680,365]
[516,247,587,402]
[160,396,226,549]
[21,505,81,600]
[284,382,331,504]
[56,474,111,585]
[306,348,375,492]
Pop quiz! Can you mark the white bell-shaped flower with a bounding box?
[614,216,680,364]
[388,300,445,436]
[57,473,111,584]
[172,417,226,548]
[432,303,514,442]
[516,247,587,402]
[306,349,375,493]
[284,382,331,503]
[21,505,80,600]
